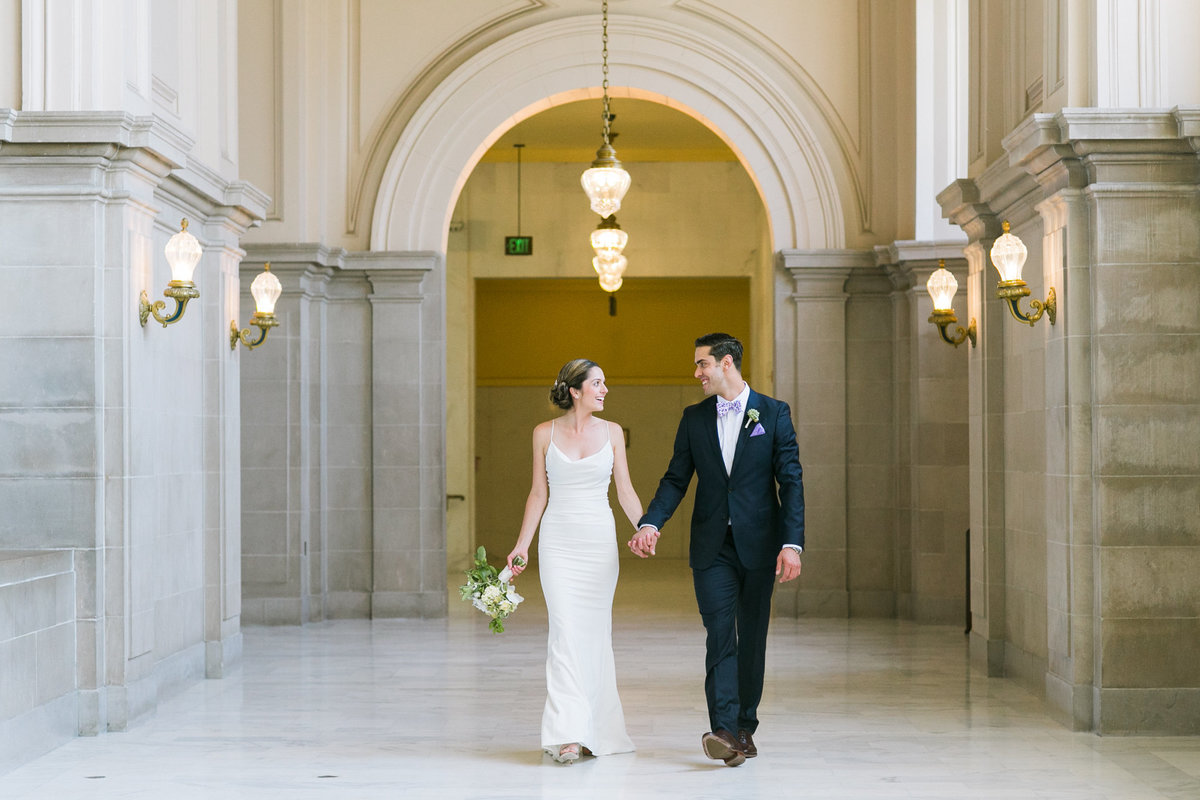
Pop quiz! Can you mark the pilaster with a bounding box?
[883,243,971,626]
[938,188,1008,677]
[775,249,866,617]
[364,253,446,618]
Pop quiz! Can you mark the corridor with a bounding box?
[4,560,1198,799]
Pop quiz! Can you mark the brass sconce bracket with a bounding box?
[928,309,977,348]
[230,312,279,350]
[139,281,200,328]
[998,281,1056,327]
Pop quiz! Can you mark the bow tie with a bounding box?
[716,398,742,418]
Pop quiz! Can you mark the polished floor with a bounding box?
[4,559,1200,799]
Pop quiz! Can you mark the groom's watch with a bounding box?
[781,544,802,555]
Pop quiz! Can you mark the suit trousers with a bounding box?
[691,528,776,733]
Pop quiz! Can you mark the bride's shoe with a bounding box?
[552,743,581,764]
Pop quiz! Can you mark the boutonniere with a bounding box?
[743,408,760,430]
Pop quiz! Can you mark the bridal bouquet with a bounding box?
[459,546,524,633]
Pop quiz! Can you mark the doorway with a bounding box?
[442,99,773,575]
[472,276,752,563]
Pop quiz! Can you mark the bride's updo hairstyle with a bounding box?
[550,358,599,410]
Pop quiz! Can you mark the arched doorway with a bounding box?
[448,97,769,571]
[448,98,768,575]
[364,14,855,603]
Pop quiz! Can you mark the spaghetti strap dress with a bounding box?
[538,421,635,756]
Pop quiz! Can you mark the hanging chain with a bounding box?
[601,0,612,146]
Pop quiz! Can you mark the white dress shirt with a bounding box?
[717,382,751,475]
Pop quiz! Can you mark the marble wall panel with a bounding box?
[0,338,96,408]
[0,266,96,338]
[1094,404,1200,476]
[1092,196,1200,271]
[0,549,76,764]
[0,199,97,267]
[0,478,97,548]
[1101,618,1200,688]
[1097,476,1200,547]
[1096,687,1200,735]
[1092,263,1200,336]
[1100,546,1200,618]
[1094,334,1200,405]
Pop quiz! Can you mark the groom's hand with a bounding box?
[776,548,802,583]
[628,526,660,558]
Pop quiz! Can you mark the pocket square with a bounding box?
[750,423,766,437]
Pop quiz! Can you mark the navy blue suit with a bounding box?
[639,389,804,734]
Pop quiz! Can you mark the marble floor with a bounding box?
[4,559,1200,799]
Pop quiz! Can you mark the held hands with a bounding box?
[627,526,660,558]
[776,547,802,583]
[506,549,529,578]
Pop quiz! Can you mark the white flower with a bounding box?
[458,546,525,633]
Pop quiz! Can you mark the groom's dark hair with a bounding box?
[695,333,743,370]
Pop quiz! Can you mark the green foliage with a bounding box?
[458,546,525,634]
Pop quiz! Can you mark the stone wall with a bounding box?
[0,112,264,747]
[941,109,1200,734]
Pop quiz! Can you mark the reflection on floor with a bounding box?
[4,558,1199,799]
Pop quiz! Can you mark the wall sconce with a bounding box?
[926,260,976,348]
[230,263,282,350]
[991,221,1056,326]
[140,218,201,328]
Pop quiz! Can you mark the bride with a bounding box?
[506,358,644,764]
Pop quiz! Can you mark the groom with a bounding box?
[629,333,804,767]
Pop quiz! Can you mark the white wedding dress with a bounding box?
[538,422,635,756]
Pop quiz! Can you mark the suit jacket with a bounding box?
[639,389,805,570]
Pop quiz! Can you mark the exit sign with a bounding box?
[505,236,533,256]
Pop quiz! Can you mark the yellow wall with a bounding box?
[475,277,752,385]
[473,277,751,565]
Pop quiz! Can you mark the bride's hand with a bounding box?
[506,549,529,578]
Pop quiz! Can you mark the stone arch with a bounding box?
[368,14,854,252]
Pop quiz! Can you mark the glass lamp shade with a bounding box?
[990,221,1028,283]
[590,224,628,258]
[581,143,631,217]
[598,272,623,293]
[165,219,203,284]
[926,264,958,312]
[581,166,631,217]
[592,253,627,278]
[250,265,283,314]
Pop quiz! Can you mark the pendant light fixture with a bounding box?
[590,214,627,261]
[580,0,630,218]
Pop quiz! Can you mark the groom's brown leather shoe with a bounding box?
[737,729,757,758]
[701,729,746,767]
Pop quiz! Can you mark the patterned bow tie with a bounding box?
[717,398,742,418]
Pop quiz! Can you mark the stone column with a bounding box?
[844,262,897,617]
[939,180,1008,676]
[1036,188,1096,730]
[202,214,260,679]
[775,250,864,616]
[884,243,971,625]
[239,257,322,625]
[364,253,445,617]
